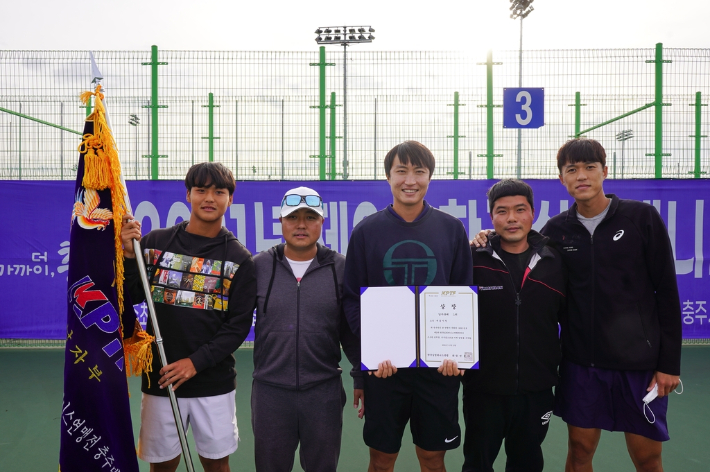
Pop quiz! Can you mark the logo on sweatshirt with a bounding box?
[613,229,625,241]
[383,240,437,285]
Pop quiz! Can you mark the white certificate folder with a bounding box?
[360,286,479,371]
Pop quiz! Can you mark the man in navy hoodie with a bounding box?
[343,141,473,472]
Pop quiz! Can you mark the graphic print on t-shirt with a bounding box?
[144,248,239,312]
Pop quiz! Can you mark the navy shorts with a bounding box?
[554,359,669,442]
[362,369,461,454]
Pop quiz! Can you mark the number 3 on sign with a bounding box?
[503,88,544,129]
[516,91,532,125]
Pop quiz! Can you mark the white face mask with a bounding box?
[643,379,684,424]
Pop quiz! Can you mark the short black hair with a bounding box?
[384,141,436,179]
[184,162,236,195]
[487,179,534,214]
[556,138,607,173]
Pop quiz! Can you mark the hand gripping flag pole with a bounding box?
[88,53,196,472]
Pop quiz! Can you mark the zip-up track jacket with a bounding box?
[541,195,682,375]
[252,243,361,390]
[464,231,566,395]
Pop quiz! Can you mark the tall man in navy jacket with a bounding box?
[463,179,566,472]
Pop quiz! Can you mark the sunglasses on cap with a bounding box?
[281,194,323,208]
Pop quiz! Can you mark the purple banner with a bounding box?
[1,179,708,339]
[58,120,139,472]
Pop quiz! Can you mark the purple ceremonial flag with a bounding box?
[59,119,139,472]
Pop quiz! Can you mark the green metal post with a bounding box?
[309,47,334,180]
[150,46,160,178]
[577,102,652,137]
[142,45,168,180]
[643,43,671,178]
[0,107,81,135]
[319,47,326,179]
[654,43,663,178]
[690,92,707,179]
[454,92,460,179]
[485,55,494,178]
[81,96,93,117]
[695,92,701,178]
[569,92,588,138]
[330,92,336,180]
[477,51,501,179]
[201,93,220,162]
[575,92,581,137]
[447,92,466,179]
[18,103,21,180]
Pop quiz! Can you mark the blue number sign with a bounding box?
[503,87,544,129]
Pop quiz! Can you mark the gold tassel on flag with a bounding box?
[78,84,154,379]
[123,320,154,383]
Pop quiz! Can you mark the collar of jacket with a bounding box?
[273,242,335,266]
[476,229,555,260]
[566,193,619,224]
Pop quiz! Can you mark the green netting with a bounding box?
[2,47,709,180]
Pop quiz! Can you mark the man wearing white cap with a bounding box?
[251,187,361,472]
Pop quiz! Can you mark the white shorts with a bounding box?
[137,391,239,463]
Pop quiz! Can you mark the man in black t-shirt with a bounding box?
[463,179,566,472]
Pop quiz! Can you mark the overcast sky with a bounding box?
[1,0,708,52]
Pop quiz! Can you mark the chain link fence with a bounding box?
[1,47,709,181]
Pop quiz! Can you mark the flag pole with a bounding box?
[89,52,196,472]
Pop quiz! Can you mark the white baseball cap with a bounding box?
[279,187,325,218]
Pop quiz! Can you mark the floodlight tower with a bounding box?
[316,25,375,179]
[510,0,534,178]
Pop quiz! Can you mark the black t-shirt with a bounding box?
[498,246,533,290]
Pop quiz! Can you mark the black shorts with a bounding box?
[362,369,461,454]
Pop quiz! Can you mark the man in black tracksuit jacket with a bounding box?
[462,179,566,472]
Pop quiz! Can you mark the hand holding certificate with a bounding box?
[360,286,479,372]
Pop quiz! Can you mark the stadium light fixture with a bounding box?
[314,25,375,179]
[616,129,634,178]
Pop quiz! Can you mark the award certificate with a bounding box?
[419,286,478,369]
[360,286,479,370]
